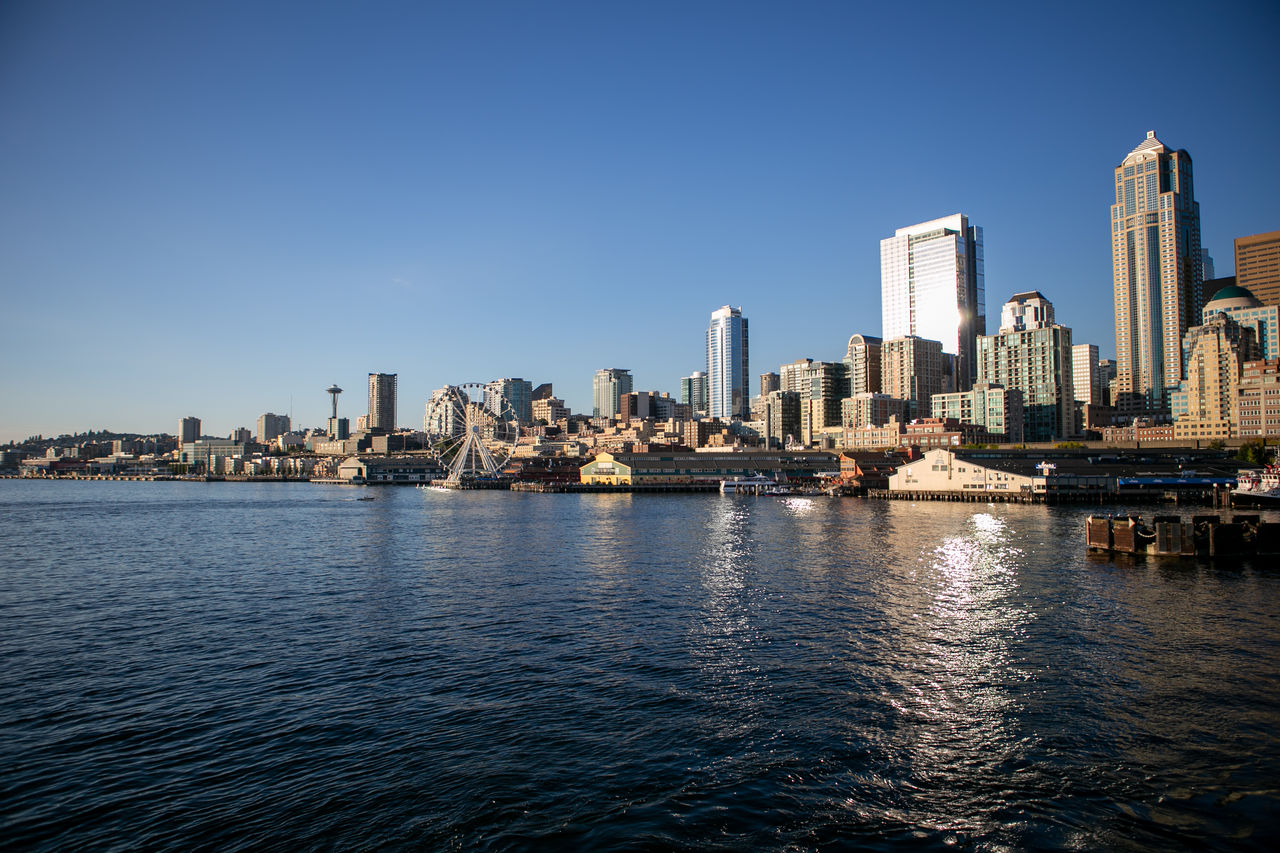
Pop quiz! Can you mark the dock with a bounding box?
[509,482,718,493]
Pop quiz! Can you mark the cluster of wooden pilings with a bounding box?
[1087,514,1280,558]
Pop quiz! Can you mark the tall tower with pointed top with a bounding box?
[1111,130,1202,419]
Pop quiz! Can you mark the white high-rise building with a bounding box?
[592,368,632,420]
[1072,344,1102,406]
[706,305,749,420]
[977,294,1075,442]
[1000,291,1055,333]
[485,378,533,424]
[680,371,708,417]
[881,213,985,388]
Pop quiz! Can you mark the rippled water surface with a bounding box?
[2,481,1279,850]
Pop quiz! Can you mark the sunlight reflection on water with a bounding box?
[884,511,1034,837]
[3,484,1279,850]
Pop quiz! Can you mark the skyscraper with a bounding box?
[881,214,984,387]
[485,378,533,424]
[977,293,1075,442]
[367,373,397,432]
[1235,230,1280,308]
[1170,313,1259,440]
[1201,284,1280,360]
[881,335,947,419]
[681,371,708,417]
[1111,130,1202,418]
[1072,344,1102,406]
[706,305,749,420]
[256,413,291,444]
[779,358,814,396]
[592,368,632,420]
[179,416,201,445]
[843,334,883,396]
[761,390,800,449]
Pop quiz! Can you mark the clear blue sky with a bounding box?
[2,0,1278,442]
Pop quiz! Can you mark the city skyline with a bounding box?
[2,2,1278,442]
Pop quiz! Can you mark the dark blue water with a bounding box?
[2,481,1278,850]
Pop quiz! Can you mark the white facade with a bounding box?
[1072,344,1101,405]
[889,448,1043,495]
[881,214,984,386]
[707,305,749,420]
[999,291,1056,333]
[681,371,708,417]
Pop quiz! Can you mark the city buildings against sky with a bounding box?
[592,368,633,420]
[1199,284,1279,361]
[880,214,985,388]
[1235,230,1280,307]
[1,2,1277,442]
[706,305,750,420]
[1110,131,1203,419]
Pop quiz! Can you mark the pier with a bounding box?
[510,482,718,494]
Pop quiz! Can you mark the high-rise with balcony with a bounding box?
[843,334,883,397]
[706,305,749,420]
[681,371,708,418]
[592,368,632,420]
[1111,130,1202,419]
[977,293,1075,442]
[881,335,947,419]
[367,373,397,432]
[881,214,984,387]
[1170,313,1259,441]
[485,378,533,424]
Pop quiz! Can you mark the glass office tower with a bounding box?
[592,368,633,420]
[706,305,749,420]
[881,214,984,388]
[680,371,708,418]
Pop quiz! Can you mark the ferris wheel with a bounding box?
[423,384,520,483]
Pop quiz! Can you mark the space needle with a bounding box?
[326,384,349,439]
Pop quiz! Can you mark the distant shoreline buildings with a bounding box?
[6,131,1278,476]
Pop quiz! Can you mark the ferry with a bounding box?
[719,474,791,496]
[1234,465,1280,504]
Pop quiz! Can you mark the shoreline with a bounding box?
[0,473,1256,507]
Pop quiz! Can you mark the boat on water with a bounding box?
[720,474,791,495]
[1234,465,1280,504]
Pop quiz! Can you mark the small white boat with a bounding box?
[720,474,779,495]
